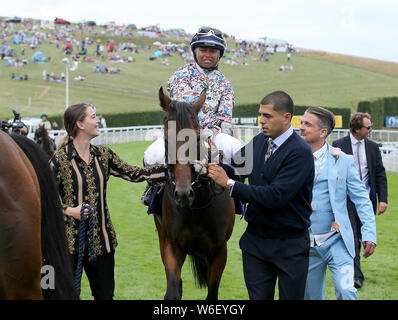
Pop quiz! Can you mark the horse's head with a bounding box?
[34,125,46,143]
[159,86,206,208]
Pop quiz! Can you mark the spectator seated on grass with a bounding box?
[84,56,98,63]
[74,75,86,81]
[93,63,120,74]
[72,53,81,61]
[106,53,124,63]
[31,51,47,64]
[279,64,294,71]
[4,59,25,67]
[11,73,29,80]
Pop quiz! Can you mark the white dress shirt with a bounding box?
[350,134,370,193]
[229,126,294,195]
[309,143,337,247]
[269,125,294,154]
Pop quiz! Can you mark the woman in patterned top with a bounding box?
[50,103,166,300]
[142,27,243,204]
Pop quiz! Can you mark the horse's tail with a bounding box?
[190,255,208,288]
[11,134,78,300]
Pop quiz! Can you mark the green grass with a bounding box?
[2,37,398,119]
[78,141,398,300]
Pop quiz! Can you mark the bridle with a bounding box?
[164,132,214,188]
[163,115,223,209]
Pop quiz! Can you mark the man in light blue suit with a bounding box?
[300,107,377,300]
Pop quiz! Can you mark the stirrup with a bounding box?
[141,184,154,206]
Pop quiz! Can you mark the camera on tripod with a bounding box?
[12,110,24,129]
[1,110,26,133]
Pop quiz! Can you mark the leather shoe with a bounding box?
[354,279,363,289]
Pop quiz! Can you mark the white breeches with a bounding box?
[143,132,244,166]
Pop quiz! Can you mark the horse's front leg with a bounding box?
[206,243,228,300]
[163,241,186,300]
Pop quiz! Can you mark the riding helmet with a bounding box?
[190,26,227,69]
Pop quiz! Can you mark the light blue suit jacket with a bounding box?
[320,144,377,258]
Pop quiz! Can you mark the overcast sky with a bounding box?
[3,0,398,63]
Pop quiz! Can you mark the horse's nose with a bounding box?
[174,188,194,208]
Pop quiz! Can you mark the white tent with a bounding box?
[260,36,288,46]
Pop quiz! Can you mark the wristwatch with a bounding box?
[225,179,235,191]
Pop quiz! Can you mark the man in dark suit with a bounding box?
[208,91,314,300]
[332,112,388,289]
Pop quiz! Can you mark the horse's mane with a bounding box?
[10,134,77,300]
[165,100,200,131]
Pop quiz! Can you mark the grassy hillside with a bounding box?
[1,28,398,120]
[298,50,398,79]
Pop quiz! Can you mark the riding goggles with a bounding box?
[196,27,224,42]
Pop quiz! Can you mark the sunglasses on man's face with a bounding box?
[363,125,372,130]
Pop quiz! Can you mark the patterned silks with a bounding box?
[167,63,234,134]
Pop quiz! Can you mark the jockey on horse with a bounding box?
[142,26,243,205]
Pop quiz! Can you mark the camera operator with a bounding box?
[10,110,28,136]
[14,123,28,136]
[1,119,10,132]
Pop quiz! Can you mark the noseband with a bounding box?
[165,133,215,188]
[164,126,224,209]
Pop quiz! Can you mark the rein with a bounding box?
[165,133,216,183]
[74,203,96,296]
[165,177,225,210]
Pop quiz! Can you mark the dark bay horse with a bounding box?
[0,131,77,299]
[155,87,235,300]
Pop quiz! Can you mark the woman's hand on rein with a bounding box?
[64,204,89,220]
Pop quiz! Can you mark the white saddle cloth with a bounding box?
[143,132,244,166]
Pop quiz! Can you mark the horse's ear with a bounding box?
[192,89,206,114]
[159,86,171,111]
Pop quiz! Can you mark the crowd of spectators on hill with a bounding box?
[1,18,297,85]
[221,40,295,67]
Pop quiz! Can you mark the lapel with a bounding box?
[326,144,338,208]
[364,138,374,186]
[260,136,270,166]
[364,138,372,165]
[344,135,353,154]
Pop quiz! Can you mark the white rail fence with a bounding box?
[51,126,398,173]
